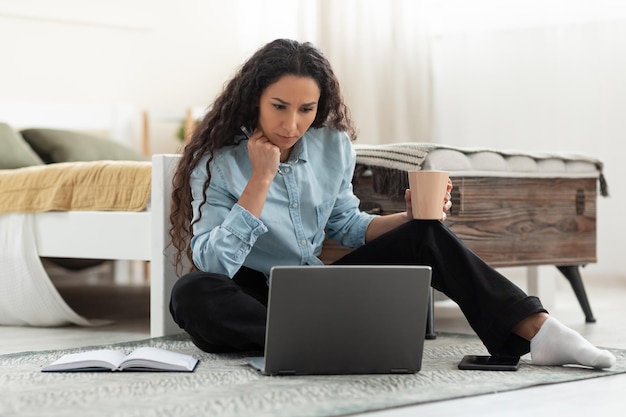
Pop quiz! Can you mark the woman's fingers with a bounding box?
[247,131,280,176]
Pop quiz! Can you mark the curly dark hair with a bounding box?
[169,39,357,273]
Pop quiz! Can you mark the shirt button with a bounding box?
[300,240,306,246]
[291,203,298,208]
[283,167,290,173]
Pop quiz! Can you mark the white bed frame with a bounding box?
[1,102,182,337]
[33,155,181,337]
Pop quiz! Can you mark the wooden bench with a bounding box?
[321,144,607,325]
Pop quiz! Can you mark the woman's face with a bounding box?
[257,75,320,160]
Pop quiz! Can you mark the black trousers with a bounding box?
[169,220,546,356]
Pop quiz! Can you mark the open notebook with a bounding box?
[41,347,198,372]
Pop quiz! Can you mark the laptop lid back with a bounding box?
[262,265,432,375]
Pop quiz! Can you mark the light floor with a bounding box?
[2,264,626,417]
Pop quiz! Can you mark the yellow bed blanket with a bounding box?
[0,160,152,214]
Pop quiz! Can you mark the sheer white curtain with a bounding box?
[235,0,318,60]
[315,0,432,144]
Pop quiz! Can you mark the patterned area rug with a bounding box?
[2,333,625,417]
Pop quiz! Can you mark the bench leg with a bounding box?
[425,287,436,339]
[556,265,596,323]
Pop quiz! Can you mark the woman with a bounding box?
[169,39,615,368]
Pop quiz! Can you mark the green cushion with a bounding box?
[20,128,148,163]
[0,123,44,168]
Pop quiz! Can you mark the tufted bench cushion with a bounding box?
[423,149,602,179]
[353,143,607,197]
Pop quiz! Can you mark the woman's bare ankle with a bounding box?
[513,312,549,341]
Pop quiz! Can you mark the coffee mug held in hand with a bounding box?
[407,170,450,220]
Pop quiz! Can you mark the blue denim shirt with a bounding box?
[189,127,375,279]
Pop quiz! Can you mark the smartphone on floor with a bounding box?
[458,355,520,371]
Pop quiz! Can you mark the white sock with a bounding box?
[530,316,616,369]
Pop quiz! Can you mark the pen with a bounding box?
[240,125,252,139]
[240,125,283,176]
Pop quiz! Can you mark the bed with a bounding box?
[0,102,183,336]
[27,153,185,337]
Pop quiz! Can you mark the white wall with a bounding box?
[0,0,308,153]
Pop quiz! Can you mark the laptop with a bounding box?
[245,265,432,376]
